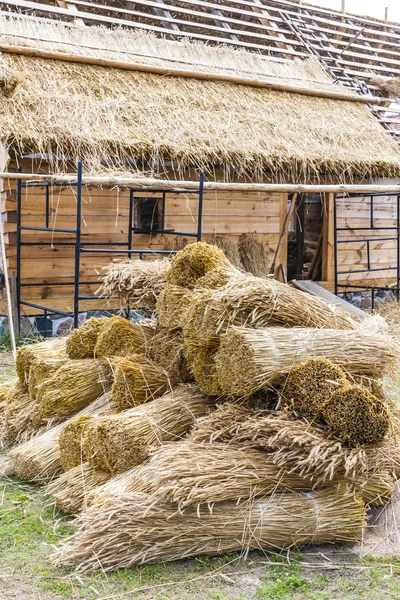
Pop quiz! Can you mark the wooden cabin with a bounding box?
[1,13,400,333]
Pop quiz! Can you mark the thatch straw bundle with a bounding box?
[211,237,243,269]
[148,328,192,383]
[54,487,366,571]
[47,463,110,514]
[194,266,240,290]
[0,382,34,447]
[98,259,170,310]
[111,354,170,410]
[59,416,93,472]
[322,386,390,446]
[238,234,269,276]
[16,338,67,385]
[183,344,221,396]
[33,359,112,427]
[9,391,114,483]
[156,285,194,331]
[94,316,155,359]
[167,242,232,288]
[84,385,215,474]
[66,317,109,359]
[28,356,69,401]
[216,327,398,397]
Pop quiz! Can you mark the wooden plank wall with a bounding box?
[335,194,398,290]
[0,160,285,316]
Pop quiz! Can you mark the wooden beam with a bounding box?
[56,0,85,26]
[321,192,335,286]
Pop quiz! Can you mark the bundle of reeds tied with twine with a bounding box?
[216,326,398,398]
[16,337,67,385]
[53,486,366,571]
[33,359,112,428]
[167,241,232,288]
[211,236,243,269]
[28,356,69,401]
[98,258,171,310]
[148,327,192,383]
[9,390,114,483]
[111,354,170,410]
[238,234,269,276]
[94,316,155,359]
[66,316,109,359]
[84,385,215,474]
[47,462,110,514]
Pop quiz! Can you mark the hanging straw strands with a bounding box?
[47,463,110,515]
[84,385,215,474]
[9,391,114,483]
[54,487,366,571]
[167,242,232,288]
[16,337,67,385]
[94,316,155,359]
[33,359,112,427]
[98,258,171,309]
[216,327,399,397]
[66,317,109,359]
[111,354,170,410]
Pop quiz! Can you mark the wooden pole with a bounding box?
[0,42,386,104]
[270,192,298,275]
[0,218,17,359]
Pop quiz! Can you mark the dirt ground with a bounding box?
[2,351,400,600]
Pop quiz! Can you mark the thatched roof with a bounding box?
[1,15,400,180]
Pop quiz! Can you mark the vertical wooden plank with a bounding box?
[321,192,335,285]
[275,193,288,280]
[294,193,305,278]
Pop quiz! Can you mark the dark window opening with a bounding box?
[135,197,160,233]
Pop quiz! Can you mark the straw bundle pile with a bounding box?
[148,328,192,383]
[238,234,269,276]
[84,385,215,474]
[28,356,69,400]
[0,382,34,447]
[167,242,232,288]
[94,316,155,359]
[9,391,114,483]
[33,359,112,427]
[59,416,94,472]
[183,343,221,396]
[194,266,238,290]
[16,338,67,385]
[66,317,109,359]
[98,258,171,309]
[211,237,242,269]
[111,354,170,410]
[156,285,194,331]
[216,326,398,397]
[47,463,110,514]
[54,487,366,571]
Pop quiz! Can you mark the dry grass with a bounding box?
[156,285,194,331]
[111,354,170,410]
[148,328,192,383]
[167,242,232,288]
[183,344,221,396]
[53,487,366,571]
[84,384,215,474]
[216,326,399,397]
[0,382,34,447]
[373,301,400,340]
[98,259,170,310]
[94,316,155,359]
[16,338,67,386]
[58,416,94,472]
[211,237,243,269]
[66,317,109,359]
[9,390,114,483]
[27,356,69,401]
[238,235,269,276]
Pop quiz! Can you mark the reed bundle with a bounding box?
[59,416,93,472]
[111,354,170,410]
[167,242,232,288]
[94,316,155,359]
[16,338,67,385]
[9,391,114,483]
[84,385,215,474]
[98,259,171,310]
[66,317,109,359]
[54,487,366,571]
[156,285,194,331]
[47,463,110,514]
[28,356,69,401]
[33,359,112,427]
[148,328,192,383]
[216,326,398,397]
[0,382,34,447]
[238,234,269,276]
[190,403,252,443]
[211,237,243,269]
[183,344,221,396]
[194,267,239,290]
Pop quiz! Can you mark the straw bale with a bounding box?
[322,386,390,447]
[280,358,349,418]
[238,234,269,276]
[98,259,170,310]
[33,359,112,428]
[111,354,170,410]
[148,328,192,383]
[66,317,109,359]
[216,326,399,398]
[211,237,243,269]
[16,338,67,385]
[54,487,366,571]
[84,384,215,474]
[59,416,93,472]
[94,316,155,358]
[156,285,194,331]
[167,242,232,288]
[183,344,221,396]
[9,390,114,483]
[28,356,69,401]
[47,463,110,514]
